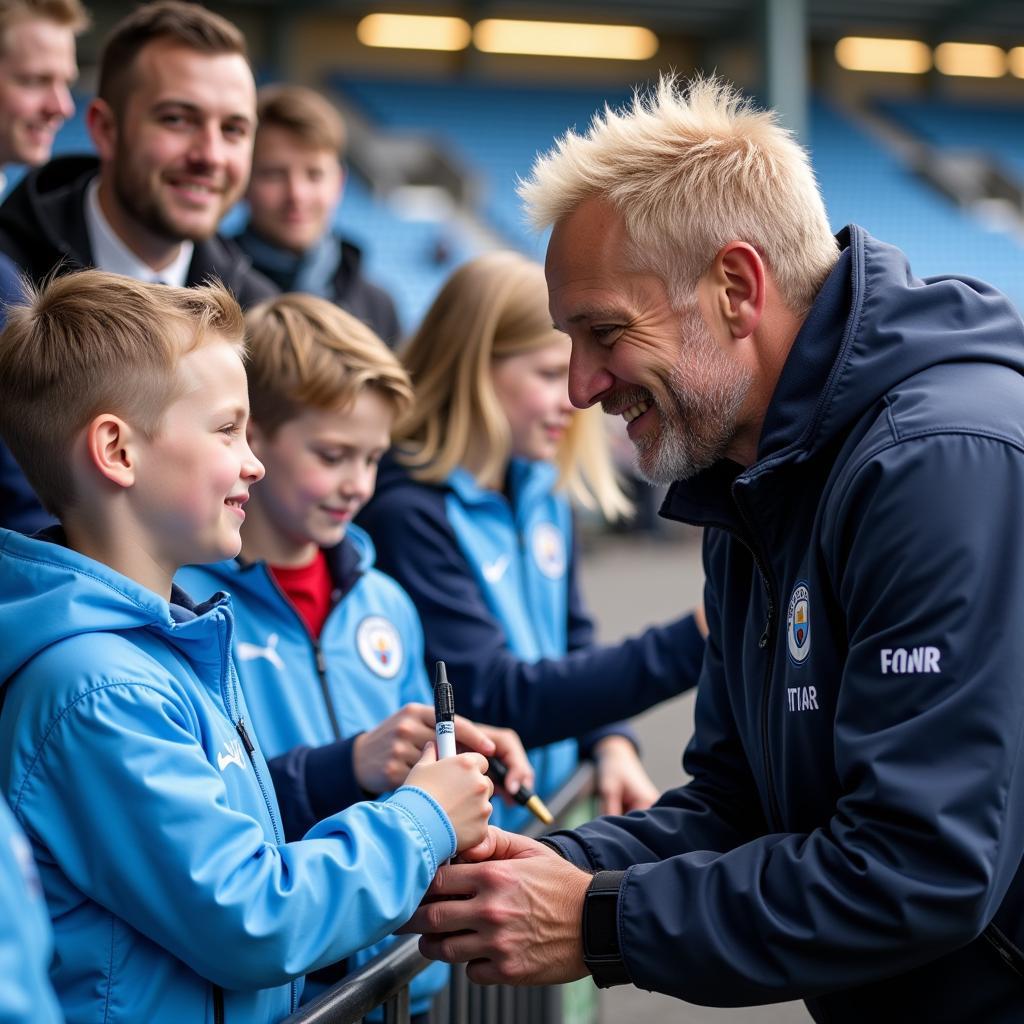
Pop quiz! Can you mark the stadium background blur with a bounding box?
[26,4,1024,1020]
[16,0,1024,335]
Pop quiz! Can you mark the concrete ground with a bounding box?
[576,524,812,1024]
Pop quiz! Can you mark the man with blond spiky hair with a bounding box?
[405,75,1024,1022]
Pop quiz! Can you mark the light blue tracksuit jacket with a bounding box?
[437,461,579,830]
[178,525,448,1010]
[0,796,62,1024]
[0,529,455,1024]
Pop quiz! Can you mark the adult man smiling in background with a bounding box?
[0,0,272,304]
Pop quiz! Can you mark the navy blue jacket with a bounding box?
[0,255,57,535]
[548,226,1024,1022]
[357,459,704,752]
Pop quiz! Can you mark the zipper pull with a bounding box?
[758,614,773,649]
[236,718,255,754]
[314,642,326,676]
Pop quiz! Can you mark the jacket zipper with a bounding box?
[219,629,298,1014]
[983,923,1024,981]
[213,984,224,1024]
[733,498,783,833]
[263,569,343,741]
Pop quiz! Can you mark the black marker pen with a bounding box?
[433,661,456,759]
[487,756,554,825]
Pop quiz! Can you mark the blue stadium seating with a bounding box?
[335,77,1024,313]
[875,98,1024,181]
[810,97,1024,307]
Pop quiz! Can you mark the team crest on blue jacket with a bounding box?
[531,522,566,580]
[356,615,403,679]
[786,581,811,665]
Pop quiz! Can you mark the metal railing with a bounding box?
[284,763,597,1024]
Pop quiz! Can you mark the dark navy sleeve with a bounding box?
[0,255,54,535]
[267,736,364,842]
[548,536,766,868]
[359,485,704,750]
[557,434,1024,1005]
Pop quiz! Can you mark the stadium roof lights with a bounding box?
[473,19,658,60]
[836,36,1024,77]
[356,13,658,60]
[834,37,931,73]
[356,13,471,51]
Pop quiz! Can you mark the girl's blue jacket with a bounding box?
[0,529,455,1024]
[358,457,705,828]
[0,796,62,1024]
[177,524,447,1009]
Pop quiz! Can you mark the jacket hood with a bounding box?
[665,225,1024,519]
[764,224,1024,463]
[0,154,97,270]
[0,528,227,687]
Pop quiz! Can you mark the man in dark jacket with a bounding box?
[236,84,401,347]
[0,1,273,306]
[0,0,275,532]
[405,76,1024,1023]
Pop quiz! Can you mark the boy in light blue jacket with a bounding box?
[0,271,494,1024]
[0,797,63,1024]
[178,294,533,1015]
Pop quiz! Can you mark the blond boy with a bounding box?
[0,270,493,1024]
[238,85,401,345]
[177,293,532,1013]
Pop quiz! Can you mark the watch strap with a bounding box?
[582,869,630,987]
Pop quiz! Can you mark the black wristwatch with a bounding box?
[582,869,630,987]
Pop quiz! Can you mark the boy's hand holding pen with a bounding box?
[352,703,532,797]
[404,665,492,853]
[431,661,549,825]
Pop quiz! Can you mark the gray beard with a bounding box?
[632,304,752,485]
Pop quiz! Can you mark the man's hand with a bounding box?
[353,704,506,795]
[402,827,591,986]
[593,735,659,815]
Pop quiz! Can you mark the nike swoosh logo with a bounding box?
[482,554,510,583]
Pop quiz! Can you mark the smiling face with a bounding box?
[247,126,343,254]
[93,39,256,247]
[546,196,754,483]
[0,16,77,165]
[133,338,264,572]
[492,334,575,465]
[245,391,394,566]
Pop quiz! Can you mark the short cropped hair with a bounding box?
[396,251,631,522]
[244,293,412,437]
[519,74,839,316]
[257,84,345,157]
[0,270,245,517]
[0,0,89,55]
[98,0,247,116]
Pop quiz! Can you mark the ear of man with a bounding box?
[85,98,118,164]
[710,242,766,340]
